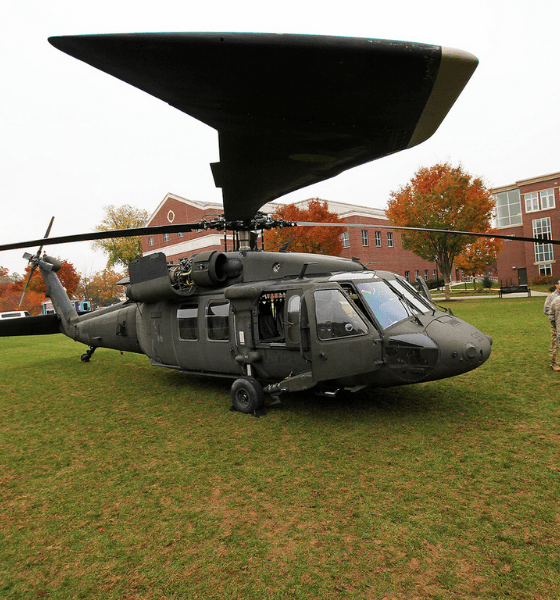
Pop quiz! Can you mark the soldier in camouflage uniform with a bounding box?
[545,279,560,370]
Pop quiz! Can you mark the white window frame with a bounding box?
[525,192,539,213]
[375,231,381,247]
[495,190,522,227]
[387,232,394,247]
[361,230,369,247]
[540,188,555,210]
[533,217,554,263]
[148,236,154,247]
[341,231,350,248]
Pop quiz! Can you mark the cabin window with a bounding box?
[177,303,198,340]
[257,292,285,343]
[206,300,230,341]
[314,289,368,340]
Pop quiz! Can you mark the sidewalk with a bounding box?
[431,291,547,300]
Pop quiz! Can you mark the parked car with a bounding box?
[0,311,31,319]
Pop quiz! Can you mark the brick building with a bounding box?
[142,172,560,286]
[141,194,441,284]
[493,171,560,285]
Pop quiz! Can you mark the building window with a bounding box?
[341,231,350,248]
[163,233,170,242]
[525,192,539,213]
[178,232,184,238]
[424,270,429,280]
[361,230,369,246]
[414,270,419,281]
[540,188,555,210]
[404,271,410,282]
[533,217,553,263]
[495,190,522,227]
[433,270,437,279]
[148,236,154,246]
[387,232,394,247]
[375,231,381,247]
[539,264,553,276]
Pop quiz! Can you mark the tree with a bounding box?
[455,235,503,290]
[263,199,346,255]
[92,204,149,268]
[386,163,496,299]
[0,266,10,296]
[16,258,80,297]
[78,268,125,307]
[0,287,46,315]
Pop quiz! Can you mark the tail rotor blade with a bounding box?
[19,216,55,306]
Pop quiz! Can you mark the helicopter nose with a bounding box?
[426,315,492,373]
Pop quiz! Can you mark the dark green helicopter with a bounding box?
[1,32,531,414]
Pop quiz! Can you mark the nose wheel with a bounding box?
[230,376,265,414]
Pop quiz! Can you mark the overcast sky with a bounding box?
[1,0,558,276]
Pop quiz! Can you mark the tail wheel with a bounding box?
[231,376,265,414]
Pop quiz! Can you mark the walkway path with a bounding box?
[431,291,548,300]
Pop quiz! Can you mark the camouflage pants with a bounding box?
[551,322,559,367]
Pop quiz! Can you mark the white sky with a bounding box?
[1,0,558,277]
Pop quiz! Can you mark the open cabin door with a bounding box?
[302,285,381,383]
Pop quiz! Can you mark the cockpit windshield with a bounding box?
[356,279,431,329]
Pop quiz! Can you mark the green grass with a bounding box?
[1,297,559,598]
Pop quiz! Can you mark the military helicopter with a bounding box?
[0,32,538,414]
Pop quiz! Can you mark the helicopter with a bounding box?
[0,32,536,414]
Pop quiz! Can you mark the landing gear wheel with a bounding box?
[80,346,96,363]
[231,376,265,414]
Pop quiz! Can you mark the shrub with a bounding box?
[531,275,556,286]
[482,276,493,289]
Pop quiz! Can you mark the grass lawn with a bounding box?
[1,296,559,599]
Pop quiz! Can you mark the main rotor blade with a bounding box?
[295,222,560,246]
[49,33,477,222]
[0,222,206,253]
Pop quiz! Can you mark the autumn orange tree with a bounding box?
[16,259,81,297]
[264,199,345,255]
[386,163,497,299]
[455,236,503,290]
[78,268,125,307]
[0,259,81,315]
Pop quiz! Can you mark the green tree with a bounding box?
[386,163,496,299]
[92,204,149,268]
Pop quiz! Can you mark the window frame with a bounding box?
[205,300,230,342]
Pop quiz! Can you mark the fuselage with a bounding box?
[56,251,491,395]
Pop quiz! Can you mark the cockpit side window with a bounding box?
[314,289,368,340]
